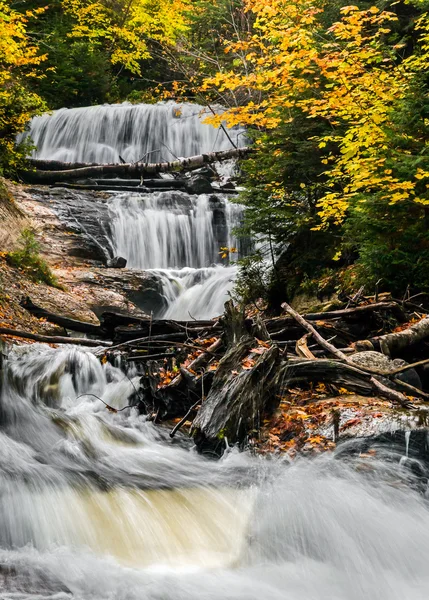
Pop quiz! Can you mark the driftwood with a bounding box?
[23,148,252,183]
[0,327,111,347]
[281,301,414,407]
[295,334,315,359]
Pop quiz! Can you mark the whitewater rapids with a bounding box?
[1,343,429,599]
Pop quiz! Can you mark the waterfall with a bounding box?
[2,344,429,599]
[107,190,244,319]
[23,102,247,319]
[108,191,243,270]
[22,101,245,165]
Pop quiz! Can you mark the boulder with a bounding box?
[184,175,213,194]
[107,256,127,268]
[350,351,422,390]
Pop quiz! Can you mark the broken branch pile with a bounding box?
[5,295,429,454]
[95,299,429,453]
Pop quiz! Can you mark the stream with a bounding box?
[4,102,429,598]
[2,344,429,599]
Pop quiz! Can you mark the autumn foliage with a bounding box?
[3,0,429,296]
[0,1,47,173]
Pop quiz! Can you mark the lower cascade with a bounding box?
[2,345,429,599]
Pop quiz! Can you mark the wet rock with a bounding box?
[220,179,236,191]
[350,350,422,389]
[28,186,114,265]
[0,562,71,596]
[71,268,163,317]
[350,351,393,371]
[107,256,127,268]
[185,175,213,194]
[336,428,429,483]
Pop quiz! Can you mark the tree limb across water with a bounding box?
[22,148,253,183]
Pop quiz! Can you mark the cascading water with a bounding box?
[23,102,247,319]
[2,343,429,599]
[107,190,244,319]
[21,102,245,165]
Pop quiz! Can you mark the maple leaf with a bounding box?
[250,347,265,354]
[242,357,256,369]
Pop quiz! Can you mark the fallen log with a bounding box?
[95,337,220,357]
[358,316,429,356]
[301,301,404,321]
[21,297,102,336]
[112,323,219,343]
[0,327,111,347]
[28,159,99,170]
[99,311,220,340]
[113,331,187,348]
[126,352,176,362]
[274,359,375,396]
[265,301,402,331]
[57,178,187,189]
[22,148,252,183]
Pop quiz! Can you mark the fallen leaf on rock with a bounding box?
[340,417,362,430]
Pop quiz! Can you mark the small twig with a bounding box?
[389,357,429,376]
[170,399,201,438]
[127,352,175,362]
[370,377,415,409]
[392,378,429,400]
[98,339,220,356]
[402,284,411,307]
[346,285,365,309]
[375,278,383,303]
[135,149,161,164]
[75,393,133,412]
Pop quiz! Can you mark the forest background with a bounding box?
[2,0,429,308]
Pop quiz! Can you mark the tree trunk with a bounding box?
[191,301,280,452]
[360,316,429,356]
[22,148,252,183]
[192,342,280,453]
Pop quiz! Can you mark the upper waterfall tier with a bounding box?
[21,102,245,164]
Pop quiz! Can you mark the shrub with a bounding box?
[7,229,59,287]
